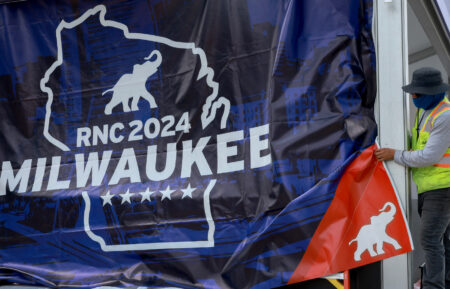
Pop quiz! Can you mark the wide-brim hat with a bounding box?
[402,67,450,95]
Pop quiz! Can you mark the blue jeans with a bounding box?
[418,187,450,289]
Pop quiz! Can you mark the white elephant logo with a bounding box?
[103,50,161,115]
[349,202,402,261]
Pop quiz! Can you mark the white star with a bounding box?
[100,191,114,206]
[140,188,155,203]
[120,189,134,204]
[181,184,196,199]
[160,186,175,201]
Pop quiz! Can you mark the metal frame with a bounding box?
[409,46,435,65]
[409,0,450,76]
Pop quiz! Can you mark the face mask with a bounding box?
[412,93,445,110]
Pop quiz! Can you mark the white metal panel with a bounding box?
[435,0,450,35]
[375,0,412,288]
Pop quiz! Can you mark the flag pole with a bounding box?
[344,270,350,289]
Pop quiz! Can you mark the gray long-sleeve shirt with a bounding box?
[394,108,450,168]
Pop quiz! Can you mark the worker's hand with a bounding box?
[374,148,396,161]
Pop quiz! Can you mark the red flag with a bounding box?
[288,144,414,284]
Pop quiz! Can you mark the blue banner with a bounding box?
[0,0,376,288]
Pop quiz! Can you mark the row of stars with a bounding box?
[100,184,197,206]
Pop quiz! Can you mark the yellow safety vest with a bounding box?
[411,97,450,194]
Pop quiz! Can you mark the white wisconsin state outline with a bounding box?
[40,4,230,151]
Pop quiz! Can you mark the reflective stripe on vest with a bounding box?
[412,97,450,193]
[438,152,450,168]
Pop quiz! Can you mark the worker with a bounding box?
[375,67,450,289]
